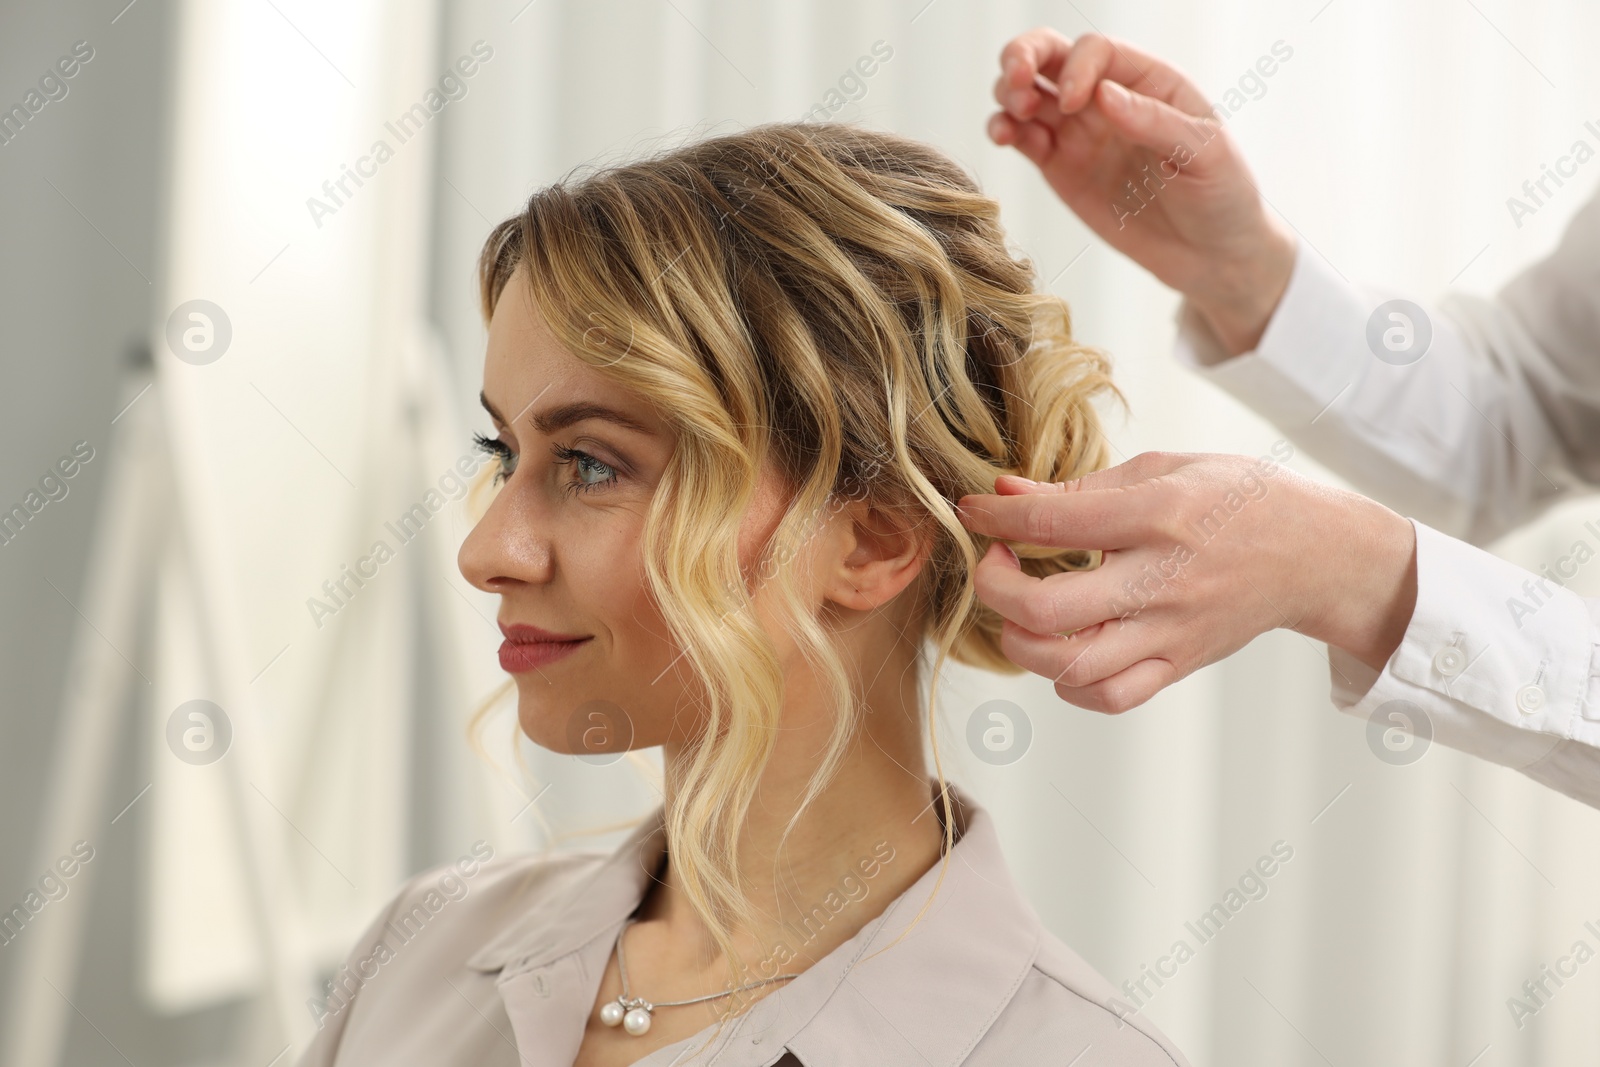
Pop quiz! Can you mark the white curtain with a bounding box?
[49,0,1600,1064]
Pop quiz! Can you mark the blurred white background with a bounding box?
[3,0,1599,1065]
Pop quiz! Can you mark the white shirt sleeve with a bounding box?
[1325,519,1600,808]
[1167,187,1600,808]
[1172,183,1600,547]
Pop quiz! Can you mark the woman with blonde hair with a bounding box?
[298,119,1190,1067]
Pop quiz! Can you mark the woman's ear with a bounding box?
[823,497,932,612]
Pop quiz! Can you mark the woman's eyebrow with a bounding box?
[478,390,654,436]
[478,391,510,425]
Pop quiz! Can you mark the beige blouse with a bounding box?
[295,780,1190,1066]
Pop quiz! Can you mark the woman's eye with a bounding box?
[471,431,517,485]
[470,432,619,495]
[551,443,618,495]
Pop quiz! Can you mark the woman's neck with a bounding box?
[648,751,947,970]
[638,639,948,992]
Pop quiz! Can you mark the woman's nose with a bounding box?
[457,484,554,593]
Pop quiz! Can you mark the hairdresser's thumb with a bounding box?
[996,453,1184,496]
[1097,79,1214,154]
[994,474,1069,494]
[983,539,1022,569]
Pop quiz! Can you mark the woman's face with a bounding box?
[458,269,800,756]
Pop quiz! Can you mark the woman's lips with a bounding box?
[498,635,592,673]
[499,622,587,642]
[496,622,592,673]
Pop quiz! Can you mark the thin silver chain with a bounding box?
[615,916,802,1009]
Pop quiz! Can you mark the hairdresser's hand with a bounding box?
[989,27,1296,355]
[954,452,1418,715]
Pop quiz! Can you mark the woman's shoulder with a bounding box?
[378,839,611,929]
[299,842,617,1061]
[973,928,1192,1067]
[329,839,615,983]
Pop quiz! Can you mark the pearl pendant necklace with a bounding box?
[598,917,802,1037]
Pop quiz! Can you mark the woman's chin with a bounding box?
[517,696,638,757]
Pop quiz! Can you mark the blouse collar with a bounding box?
[465,779,1044,1067]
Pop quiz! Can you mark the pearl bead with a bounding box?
[623,1007,652,1035]
[599,1000,624,1027]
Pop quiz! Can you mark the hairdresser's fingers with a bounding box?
[1057,33,1213,117]
[998,615,1169,691]
[992,451,1190,497]
[956,480,1165,548]
[1095,79,1222,161]
[992,64,1061,126]
[1053,33,1122,114]
[969,541,1134,637]
[957,487,1153,551]
[998,27,1073,116]
[1055,656,1181,715]
[986,111,1058,167]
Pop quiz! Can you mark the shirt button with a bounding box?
[533,972,550,997]
[1515,684,1545,715]
[1433,646,1466,677]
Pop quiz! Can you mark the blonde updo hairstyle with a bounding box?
[473,119,1119,1031]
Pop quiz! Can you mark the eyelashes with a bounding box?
[471,431,514,483]
[470,431,619,495]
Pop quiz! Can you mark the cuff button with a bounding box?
[1515,684,1545,715]
[1433,647,1466,677]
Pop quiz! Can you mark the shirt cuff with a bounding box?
[1324,518,1600,773]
